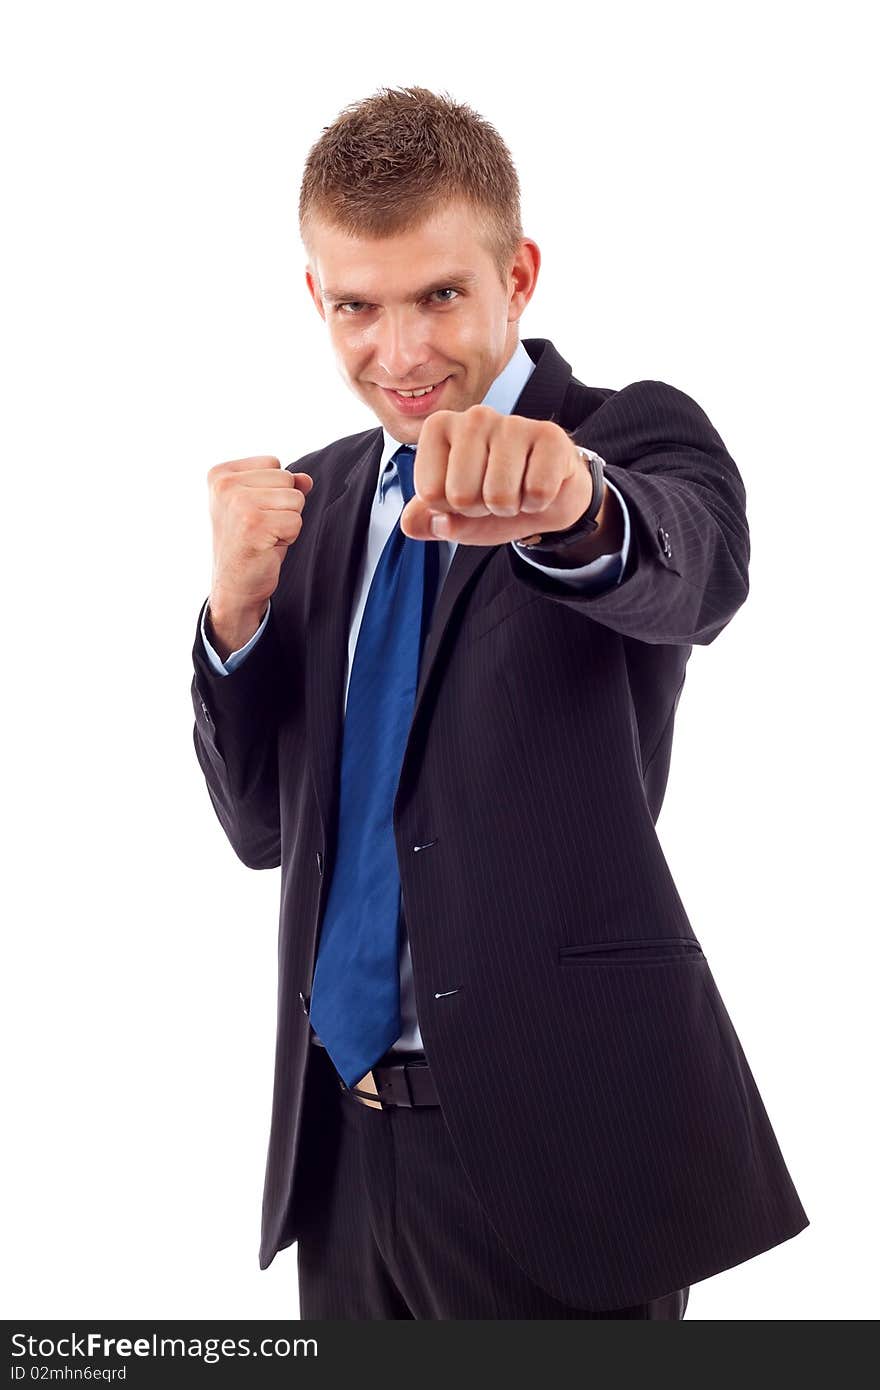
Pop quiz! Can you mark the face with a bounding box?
[304,200,540,443]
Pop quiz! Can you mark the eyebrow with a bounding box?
[321,270,479,303]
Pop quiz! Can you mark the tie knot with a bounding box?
[392,445,417,505]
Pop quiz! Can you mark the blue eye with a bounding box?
[335,288,460,315]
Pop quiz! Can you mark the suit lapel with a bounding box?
[305,336,574,843]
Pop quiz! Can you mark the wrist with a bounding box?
[521,483,623,567]
[207,593,268,660]
[515,447,606,557]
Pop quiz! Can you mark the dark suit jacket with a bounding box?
[191,336,809,1310]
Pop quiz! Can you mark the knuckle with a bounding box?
[496,411,522,435]
[446,484,475,510]
[482,488,513,510]
[421,409,449,436]
[525,479,556,504]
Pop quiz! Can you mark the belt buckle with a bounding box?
[383,1062,415,1108]
[340,1061,416,1109]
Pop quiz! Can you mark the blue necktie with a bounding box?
[308,445,440,1087]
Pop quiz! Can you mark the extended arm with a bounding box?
[507,380,749,646]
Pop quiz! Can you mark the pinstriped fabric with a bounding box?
[190,337,809,1312]
[296,1043,689,1319]
[518,374,750,645]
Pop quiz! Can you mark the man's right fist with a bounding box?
[206,455,313,658]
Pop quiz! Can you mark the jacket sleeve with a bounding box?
[506,379,750,646]
[510,479,630,592]
[200,596,271,674]
[191,595,283,870]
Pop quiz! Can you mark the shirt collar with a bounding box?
[377,338,537,502]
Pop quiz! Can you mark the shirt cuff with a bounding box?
[199,596,272,675]
[510,479,631,588]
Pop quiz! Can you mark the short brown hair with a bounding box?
[299,86,523,289]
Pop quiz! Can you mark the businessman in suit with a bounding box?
[190,86,809,1318]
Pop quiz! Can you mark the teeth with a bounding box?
[396,382,439,397]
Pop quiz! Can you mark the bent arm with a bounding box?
[191,595,282,869]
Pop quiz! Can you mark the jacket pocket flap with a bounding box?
[557,936,704,964]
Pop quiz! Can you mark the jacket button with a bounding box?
[299,991,310,1015]
[657,525,673,559]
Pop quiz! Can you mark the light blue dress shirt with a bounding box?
[198,340,632,1055]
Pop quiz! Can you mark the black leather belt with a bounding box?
[308,1034,439,1106]
[343,1055,439,1108]
[309,1031,439,1108]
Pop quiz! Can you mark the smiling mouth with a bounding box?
[388,381,443,393]
[377,376,451,407]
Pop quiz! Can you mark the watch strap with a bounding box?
[516,447,606,550]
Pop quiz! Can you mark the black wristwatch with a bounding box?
[515,447,606,550]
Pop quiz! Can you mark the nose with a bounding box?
[372,313,433,385]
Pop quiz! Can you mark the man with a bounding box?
[191,86,809,1319]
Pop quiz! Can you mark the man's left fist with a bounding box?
[398,405,594,546]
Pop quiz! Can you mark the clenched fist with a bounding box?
[206,456,313,657]
[398,406,594,546]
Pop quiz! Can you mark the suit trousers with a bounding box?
[296,1043,689,1320]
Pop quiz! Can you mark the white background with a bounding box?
[2,0,876,1321]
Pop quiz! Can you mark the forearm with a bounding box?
[191,597,283,869]
[506,378,750,647]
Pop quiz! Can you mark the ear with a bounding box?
[304,266,326,322]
